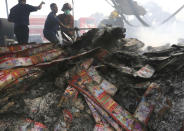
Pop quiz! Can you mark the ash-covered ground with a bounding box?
[0,27,184,131]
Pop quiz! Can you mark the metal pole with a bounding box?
[5,0,9,18]
[72,0,74,19]
[161,4,184,25]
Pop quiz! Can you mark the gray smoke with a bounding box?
[126,1,184,46]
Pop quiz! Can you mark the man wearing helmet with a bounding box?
[98,10,124,28]
[8,0,45,44]
[57,3,75,43]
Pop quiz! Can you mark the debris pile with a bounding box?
[0,27,184,131]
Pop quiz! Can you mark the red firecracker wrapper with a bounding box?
[85,95,122,131]
[88,66,117,96]
[0,43,54,60]
[0,43,40,54]
[0,57,33,69]
[0,68,34,90]
[70,69,145,131]
[85,83,145,131]
[134,83,159,125]
[21,118,48,130]
[0,49,62,69]
[85,97,105,124]
[134,65,155,78]
[30,49,62,65]
[63,109,73,123]
[134,98,154,125]
[94,123,114,131]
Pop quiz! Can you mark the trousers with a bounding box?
[14,25,29,44]
[43,30,59,44]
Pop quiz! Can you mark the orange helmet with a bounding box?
[62,3,72,11]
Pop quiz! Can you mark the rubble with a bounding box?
[0,27,184,131]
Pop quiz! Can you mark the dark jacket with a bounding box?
[44,12,60,34]
[8,3,39,26]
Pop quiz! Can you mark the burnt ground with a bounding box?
[0,27,184,131]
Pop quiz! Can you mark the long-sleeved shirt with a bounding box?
[44,12,60,34]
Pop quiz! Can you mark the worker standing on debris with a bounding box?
[43,3,76,44]
[57,3,76,43]
[8,0,45,44]
[98,10,124,28]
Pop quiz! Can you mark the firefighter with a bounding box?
[57,3,76,43]
[98,10,124,28]
[8,0,45,44]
